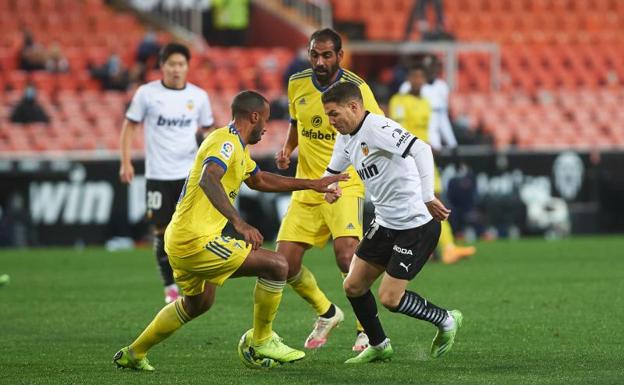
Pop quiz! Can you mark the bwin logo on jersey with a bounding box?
[393,245,413,255]
[156,115,193,127]
[356,162,379,180]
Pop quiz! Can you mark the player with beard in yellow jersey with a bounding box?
[389,64,475,264]
[113,91,348,371]
[275,28,383,352]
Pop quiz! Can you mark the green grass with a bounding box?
[1,237,623,385]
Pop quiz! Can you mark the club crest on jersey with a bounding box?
[221,142,234,159]
[360,142,369,156]
[186,99,194,111]
[311,115,323,128]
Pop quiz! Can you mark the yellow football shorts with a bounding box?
[276,196,363,248]
[168,234,251,296]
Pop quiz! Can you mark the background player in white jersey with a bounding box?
[119,43,214,303]
[399,56,475,263]
[321,82,463,363]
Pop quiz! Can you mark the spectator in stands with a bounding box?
[405,0,446,40]
[19,30,47,71]
[90,54,131,91]
[10,84,49,124]
[46,42,69,73]
[136,31,161,69]
[212,0,250,46]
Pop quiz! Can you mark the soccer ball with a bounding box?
[237,329,279,369]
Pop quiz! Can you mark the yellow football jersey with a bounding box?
[165,125,258,257]
[388,93,431,141]
[288,68,383,204]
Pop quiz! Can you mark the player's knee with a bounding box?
[334,251,353,274]
[378,289,402,311]
[286,263,302,280]
[343,277,366,297]
[265,253,289,281]
[182,298,211,319]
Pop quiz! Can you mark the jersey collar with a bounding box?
[228,123,246,148]
[160,80,187,90]
[350,111,370,136]
[311,68,344,92]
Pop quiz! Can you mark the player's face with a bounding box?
[309,39,343,84]
[409,69,426,93]
[324,101,359,135]
[162,53,188,87]
[248,103,269,145]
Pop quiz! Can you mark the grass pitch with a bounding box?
[1,237,623,385]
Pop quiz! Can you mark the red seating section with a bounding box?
[0,0,293,155]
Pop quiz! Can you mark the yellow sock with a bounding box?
[341,271,364,333]
[129,298,192,359]
[287,265,332,316]
[438,220,455,251]
[252,278,285,344]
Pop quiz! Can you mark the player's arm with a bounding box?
[276,79,299,170]
[322,140,352,204]
[199,162,263,250]
[275,120,298,170]
[196,91,216,145]
[406,138,450,221]
[244,169,348,193]
[119,118,139,183]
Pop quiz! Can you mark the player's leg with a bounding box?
[343,255,393,363]
[114,282,216,371]
[325,197,368,350]
[231,247,305,363]
[277,200,341,348]
[147,179,184,302]
[381,220,463,358]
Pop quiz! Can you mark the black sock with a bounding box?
[391,290,448,327]
[347,290,387,346]
[320,303,336,318]
[154,234,175,286]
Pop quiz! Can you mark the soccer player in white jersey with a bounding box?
[119,43,215,304]
[321,82,463,363]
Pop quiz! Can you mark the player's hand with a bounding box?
[275,149,291,170]
[233,220,263,250]
[310,174,349,193]
[324,185,342,204]
[425,198,451,222]
[119,162,135,184]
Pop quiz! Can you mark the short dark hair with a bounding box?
[160,43,191,64]
[321,82,362,105]
[408,62,426,74]
[309,28,342,53]
[231,90,268,118]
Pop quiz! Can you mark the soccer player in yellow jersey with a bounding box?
[113,91,348,371]
[389,64,475,264]
[274,28,384,351]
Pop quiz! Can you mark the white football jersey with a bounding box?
[126,80,214,180]
[327,112,433,230]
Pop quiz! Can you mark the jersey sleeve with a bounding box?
[326,136,350,174]
[243,150,260,179]
[373,122,418,158]
[360,82,384,116]
[200,132,236,172]
[126,85,147,123]
[287,79,297,122]
[199,91,215,128]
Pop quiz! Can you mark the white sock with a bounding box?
[372,338,391,350]
[439,311,455,331]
